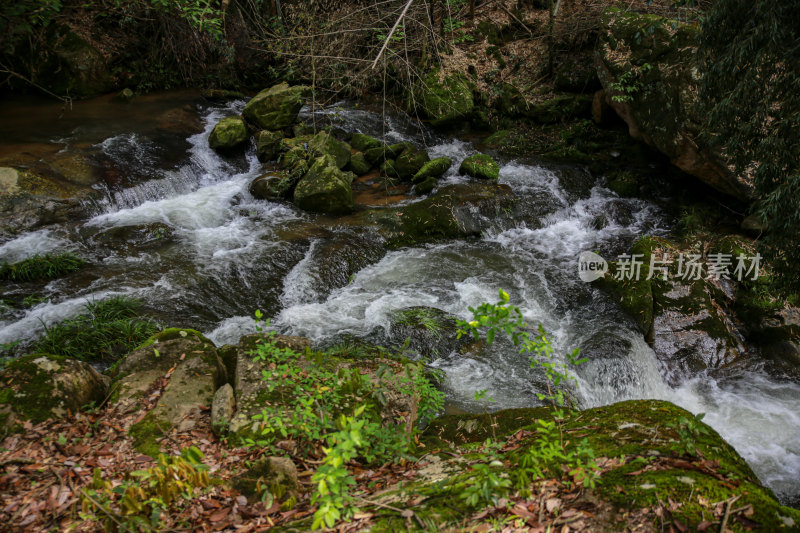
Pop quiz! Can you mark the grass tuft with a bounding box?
[33,296,160,363]
[0,253,85,282]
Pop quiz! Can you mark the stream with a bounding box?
[1,94,798,506]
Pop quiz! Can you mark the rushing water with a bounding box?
[1,95,798,505]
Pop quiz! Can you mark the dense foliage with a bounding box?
[699,0,800,294]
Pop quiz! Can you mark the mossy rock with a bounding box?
[256,130,283,162]
[411,157,452,184]
[234,456,299,504]
[293,155,354,215]
[395,147,431,180]
[242,83,309,131]
[387,306,465,359]
[607,170,640,197]
[308,131,351,170]
[349,133,383,152]
[40,26,112,98]
[1,354,108,432]
[135,328,214,351]
[385,142,414,160]
[115,336,224,456]
[414,176,438,195]
[208,116,249,151]
[363,145,389,166]
[347,151,371,175]
[525,95,592,124]
[495,83,529,117]
[380,159,399,178]
[459,153,500,180]
[414,71,475,127]
[408,400,800,532]
[250,172,299,201]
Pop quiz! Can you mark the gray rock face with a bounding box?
[211,383,235,436]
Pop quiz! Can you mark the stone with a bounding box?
[242,83,308,131]
[347,151,371,175]
[1,355,108,431]
[234,456,299,503]
[211,383,235,436]
[414,176,437,195]
[414,71,475,127]
[308,131,351,169]
[256,130,283,162]
[395,147,431,180]
[349,133,383,152]
[412,157,452,183]
[209,116,248,151]
[250,172,299,201]
[459,153,500,180]
[293,155,354,215]
[113,88,135,103]
[596,8,752,200]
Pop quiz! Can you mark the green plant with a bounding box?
[80,446,210,531]
[459,439,512,507]
[0,252,84,282]
[667,412,710,456]
[33,296,159,362]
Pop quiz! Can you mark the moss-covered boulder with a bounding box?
[412,157,452,183]
[1,354,108,432]
[495,83,529,117]
[406,400,800,532]
[459,153,500,180]
[415,71,475,127]
[380,159,399,178]
[361,182,515,247]
[607,170,640,197]
[596,8,752,200]
[208,116,248,151]
[112,332,224,456]
[347,151,371,175]
[414,176,438,195]
[293,155,354,215]
[242,83,308,131]
[250,172,300,201]
[256,130,283,162]
[350,133,383,152]
[308,131,351,169]
[234,456,299,504]
[395,147,431,180]
[387,307,467,358]
[525,95,592,124]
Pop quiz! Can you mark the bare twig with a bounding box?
[371,0,415,69]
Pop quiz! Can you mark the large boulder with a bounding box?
[596,8,752,200]
[412,157,452,183]
[395,147,431,180]
[242,83,308,131]
[111,329,225,456]
[0,354,108,432]
[414,71,475,127]
[256,130,283,162]
[349,133,383,152]
[293,155,355,215]
[209,116,249,151]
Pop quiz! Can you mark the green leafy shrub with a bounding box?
[33,296,159,362]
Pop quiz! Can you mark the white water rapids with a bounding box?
[0,100,798,505]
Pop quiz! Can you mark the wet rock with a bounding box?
[293,154,354,215]
[1,354,108,432]
[308,131,351,169]
[86,222,175,252]
[414,176,438,195]
[460,153,500,180]
[50,153,98,186]
[256,130,283,162]
[387,306,467,358]
[113,88,135,103]
[395,147,431,180]
[414,71,475,127]
[607,170,640,197]
[250,172,298,201]
[209,116,249,151]
[350,133,383,152]
[347,151,371,175]
[242,83,308,131]
[412,157,452,183]
[597,8,752,200]
[380,159,399,178]
[211,383,235,436]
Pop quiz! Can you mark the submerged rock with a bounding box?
[209,116,248,151]
[242,83,308,131]
[0,354,108,432]
[460,153,500,180]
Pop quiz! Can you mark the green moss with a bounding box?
[414,71,475,127]
[411,157,452,183]
[136,327,214,350]
[459,153,500,180]
[208,116,248,151]
[129,411,167,457]
[607,170,640,197]
[349,133,383,152]
[1,354,59,424]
